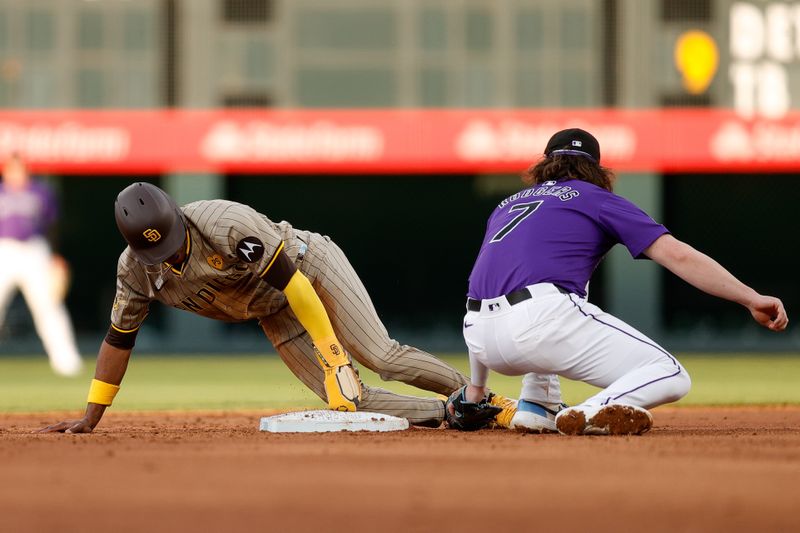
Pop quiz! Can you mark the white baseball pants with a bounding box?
[0,238,83,376]
[463,283,691,409]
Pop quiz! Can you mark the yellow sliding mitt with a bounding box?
[314,336,362,412]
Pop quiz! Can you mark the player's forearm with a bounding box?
[470,356,489,388]
[646,235,759,307]
[281,270,360,410]
[465,356,490,403]
[84,341,132,427]
[282,271,335,341]
[94,340,132,385]
[282,271,347,365]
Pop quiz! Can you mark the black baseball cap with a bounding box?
[544,128,600,163]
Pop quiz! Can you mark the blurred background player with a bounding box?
[0,153,83,376]
[455,128,787,435]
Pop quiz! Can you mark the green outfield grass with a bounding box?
[0,354,799,412]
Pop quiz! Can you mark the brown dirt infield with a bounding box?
[1,406,799,533]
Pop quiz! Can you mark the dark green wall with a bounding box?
[227,174,505,335]
[663,173,799,332]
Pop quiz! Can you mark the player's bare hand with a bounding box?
[447,384,489,417]
[464,384,489,404]
[37,418,94,434]
[747,295,788,331]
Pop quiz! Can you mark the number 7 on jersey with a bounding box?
[489,201,543,243]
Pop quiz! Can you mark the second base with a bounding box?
[259,410,410,433]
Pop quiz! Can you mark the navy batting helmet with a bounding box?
[114,182,186,265]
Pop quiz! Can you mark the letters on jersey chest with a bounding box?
[151,233,261,317]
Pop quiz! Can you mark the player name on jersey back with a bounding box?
[497,181,580,209]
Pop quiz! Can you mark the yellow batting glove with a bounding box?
[323,364,361,412]
[313,337,362,412]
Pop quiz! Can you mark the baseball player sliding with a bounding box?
[41,183,519,433]
[446,128,788,435]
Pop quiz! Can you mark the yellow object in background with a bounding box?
[674,30,719,94]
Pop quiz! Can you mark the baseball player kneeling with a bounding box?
[446,128,788,436]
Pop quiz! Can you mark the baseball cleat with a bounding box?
[586,404,653,435]
[488,393,518,429]
[508,399,566,433]
[555,407,588,435]
[556,404,653,436]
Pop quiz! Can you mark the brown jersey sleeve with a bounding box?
[106,248,152,349]
[204,201,286,279]
[260,248,298,290]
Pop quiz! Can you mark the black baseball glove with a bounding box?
[445,385,503,431]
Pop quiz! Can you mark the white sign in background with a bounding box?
[729,2,800,118]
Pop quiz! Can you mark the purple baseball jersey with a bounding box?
[0,181,58,241]
[468,179,669,299]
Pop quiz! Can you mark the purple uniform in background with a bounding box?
[0,173,82,376]
[467,179,669,300]
[0,181,58,241]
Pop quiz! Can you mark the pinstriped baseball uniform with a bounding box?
[112,199,467,425]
